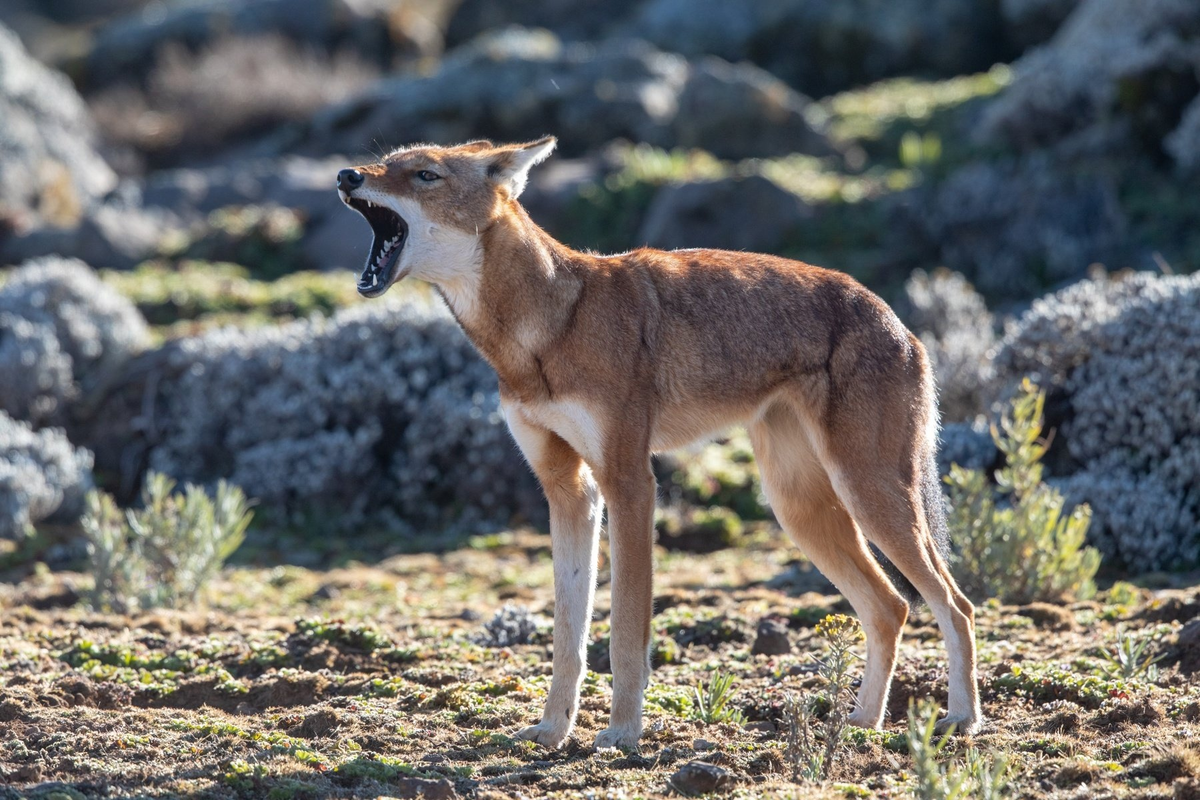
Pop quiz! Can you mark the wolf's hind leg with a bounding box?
[749,407,908,730]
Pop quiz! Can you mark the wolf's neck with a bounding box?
[437,206,584,394]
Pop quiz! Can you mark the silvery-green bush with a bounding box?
[84,472,251,612]
[901,268,996,422]
[146,297,542,535]
[992,271,1200,570]
[0,257,149,427]
[0,409,93,539]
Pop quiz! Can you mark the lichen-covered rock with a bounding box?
[291,29,834,161]
[0,409,94,539]
[145,297,541,534]
[637,176,810,253]
[993,271,1200,570]
[0,22,116,226]
[980,0,1200,152]
[0,257,150,427]
[917,156,1127,300]
[901,269,995,421]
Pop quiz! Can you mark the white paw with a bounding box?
[514,721,570,749]
[846,710,884,730]
[594,725,642,750]
[934,713,982,736]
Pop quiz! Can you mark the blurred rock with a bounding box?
[1165,94,1200,173]
[1001,0,1084,48]
[750,618,792,656]
[0,410,94,540]
[637,176,810,252]
[1,188,173,271]
[85,0,440,90]
[0,22,116,228]
[624,0,1015,97]
[446,0,641,46]
[980,0,1200,156]
[290,30,836,161]
[141,156,368,272]
[905,155,1127,301]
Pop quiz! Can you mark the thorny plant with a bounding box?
[908,699,1009,800]
[946,378,1101,604]
[784,614,863,783]
[84,472,252,613]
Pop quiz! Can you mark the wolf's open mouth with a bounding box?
[345,197,408,297]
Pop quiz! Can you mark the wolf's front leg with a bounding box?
[505,407,603,749]
[594,464,656,750]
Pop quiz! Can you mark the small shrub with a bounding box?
[691,670,745,725]
[946,379,1101,604]
[907,699,1009,800]
[784,614,863,783]
[83,472,252,613]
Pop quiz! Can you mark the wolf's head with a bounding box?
[337,137,556,298]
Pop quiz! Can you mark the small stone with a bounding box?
[669,761,732,795]
[693,738,716,751]
[750,617,792,656]
[422,753,448,763]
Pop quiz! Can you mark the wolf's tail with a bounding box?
[870,450,947,604]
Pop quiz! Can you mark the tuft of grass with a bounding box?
[690,670,746,725]
[907,699,1009,800]
[946,379,1101,604]
[83,472,252,613]
[784,614,863,783]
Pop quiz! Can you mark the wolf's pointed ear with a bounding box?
[487,136,557,198]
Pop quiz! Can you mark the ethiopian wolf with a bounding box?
[337,137,982,749]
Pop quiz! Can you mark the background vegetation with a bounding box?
[1,0,1199,797]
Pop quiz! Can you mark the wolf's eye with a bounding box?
[416,170,441,182]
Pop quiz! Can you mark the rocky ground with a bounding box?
[2,533,1198,799]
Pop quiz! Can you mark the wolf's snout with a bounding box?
[337,168,364,192]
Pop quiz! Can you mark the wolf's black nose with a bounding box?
[337,168,364,192]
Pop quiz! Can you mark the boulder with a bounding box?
[288,30,836,161]
[0,22,116,228]
[1001,0,1084,48]
[141,156,370,272]
[623,0,1015,97]
[85,0,440,89]
[446,0,641,47]
[905,155,1127,301]
[980,0,1200,154]
[637,176,810,253]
